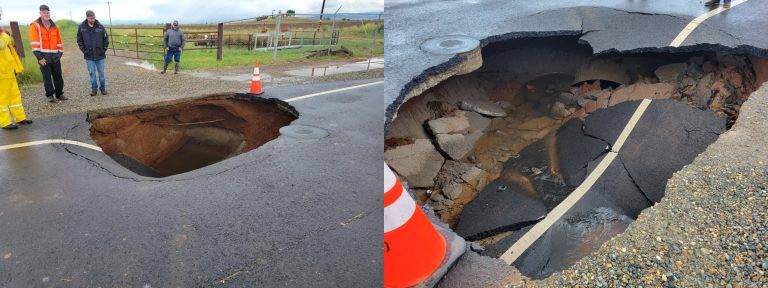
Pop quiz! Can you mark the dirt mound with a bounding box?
[306,46,353,58]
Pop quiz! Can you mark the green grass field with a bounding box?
[11,19,382,85]
[108,21,383,69]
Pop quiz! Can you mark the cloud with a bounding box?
[0,0,382,25]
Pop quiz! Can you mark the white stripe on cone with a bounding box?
[384,164,417,233]
[252,76,261,81]
[384,163,397,193]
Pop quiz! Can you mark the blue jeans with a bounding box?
[86,59,107,91]
[164,48,182,64]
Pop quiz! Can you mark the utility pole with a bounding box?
[327,5,341,55]
[272,10,281,61]
[319,0,327,20]
[106,1,116,55]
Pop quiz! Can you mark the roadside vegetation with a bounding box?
[9,18,382,84]
[107,21,383,69]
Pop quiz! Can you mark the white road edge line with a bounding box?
[0,139,103,152]
[500,99,652,265]
[0,81,384,152]
[283,81,383,102]
[670,0,749,47]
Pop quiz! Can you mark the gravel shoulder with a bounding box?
[534,85,768,287]
[19,43,381,119]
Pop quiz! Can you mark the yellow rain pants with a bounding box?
[0,31,26,127]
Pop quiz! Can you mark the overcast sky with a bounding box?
[0,0,383,25]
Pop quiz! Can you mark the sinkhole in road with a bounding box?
[385,35,768,279]
[87,94,298,178]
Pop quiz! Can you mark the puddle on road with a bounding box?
[124,60,156,71]
[284,58,384,77]
[186,71,274,83]
[87,94,298,177]
[385,35,767,279]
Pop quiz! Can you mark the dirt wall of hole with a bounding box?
[88,94,297,177]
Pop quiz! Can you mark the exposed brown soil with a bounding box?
[88,94,297,177]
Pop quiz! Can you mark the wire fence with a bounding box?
[103,12,383,66]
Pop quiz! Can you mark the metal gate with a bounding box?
[106,23,223,61]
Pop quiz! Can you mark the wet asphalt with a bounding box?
[0,79,383,287]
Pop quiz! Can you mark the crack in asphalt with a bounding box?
[577,6,743,46]
[684,127,723,138]
[617,153,656,207]
[579,121,614,151]
[207,208,378,286]
[604,7,691,22]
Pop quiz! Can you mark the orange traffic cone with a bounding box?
[384,163,446,288]
[249,62,264,95]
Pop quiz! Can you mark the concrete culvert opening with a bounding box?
[88,94,298,178]
[385,35,768,279]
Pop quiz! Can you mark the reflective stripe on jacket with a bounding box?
[29,18,63,55]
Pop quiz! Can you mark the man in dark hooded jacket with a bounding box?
[76,10,109,96]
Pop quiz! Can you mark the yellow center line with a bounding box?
[500,99,652,265]
[670,0,750,47]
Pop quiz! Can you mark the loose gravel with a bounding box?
[19,43,381,118]
[533,85,768,287]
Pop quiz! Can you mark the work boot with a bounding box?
[161,63,168,74]
[47,96,57,103]
[704,0,720,7]
[101,89,108,95]
[18,119,33,125]
[58,94,69,101]
[174,62,180,74]
[90,90,97,96]
[2,124,18,130]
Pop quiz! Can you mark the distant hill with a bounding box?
[303,12,383,20]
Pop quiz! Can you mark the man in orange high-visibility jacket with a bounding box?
[0,8,33,130]
[29,4,67,102]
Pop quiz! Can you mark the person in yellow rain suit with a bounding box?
[0,13,33,130]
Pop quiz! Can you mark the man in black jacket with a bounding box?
[76,10,109,96]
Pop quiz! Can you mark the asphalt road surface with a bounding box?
[0,79,383,287]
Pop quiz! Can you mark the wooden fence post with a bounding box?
[217,23,223,61]
[134,28,139,58]
[9,22,25,58]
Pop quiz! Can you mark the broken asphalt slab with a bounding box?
[0,79,383,287]
[466,99,725,279]
[618,100,726,202]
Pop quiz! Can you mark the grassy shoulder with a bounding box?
[148,41,382,70]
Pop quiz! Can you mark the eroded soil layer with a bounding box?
[88,94,298,177]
